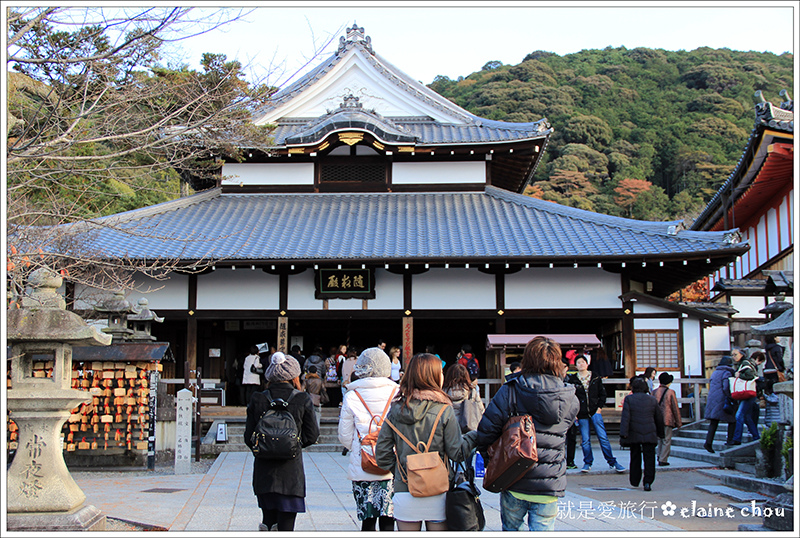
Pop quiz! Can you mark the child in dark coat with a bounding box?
[620,376,665,491]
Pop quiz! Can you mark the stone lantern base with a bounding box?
[7,504,106,532]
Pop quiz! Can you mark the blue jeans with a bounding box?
[578,412,618,466]
[733,397,760,442]
[500,491,558,531]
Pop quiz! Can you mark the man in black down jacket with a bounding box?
[566,356,626,473]
[620,377,665,491]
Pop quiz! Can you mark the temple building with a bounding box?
[690,91,794,355]
[71,25,749,404]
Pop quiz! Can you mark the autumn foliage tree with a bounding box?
[614,178,652,217]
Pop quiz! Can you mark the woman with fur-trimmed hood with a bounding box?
[375,353,471,531]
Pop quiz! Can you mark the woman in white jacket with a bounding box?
[338,347,398,531]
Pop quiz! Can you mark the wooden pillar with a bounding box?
[622,300,635,379]
[187,274,198,373]
[495,272,506,334]
[402,272,413,365]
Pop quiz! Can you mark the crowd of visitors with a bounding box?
[237,336,786,531]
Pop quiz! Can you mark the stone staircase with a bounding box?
[306,407,344,453]
[669,406,771,468]
[199,406,344,455]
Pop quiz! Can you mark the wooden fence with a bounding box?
[476,377,710,421]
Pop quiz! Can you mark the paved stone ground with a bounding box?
[66,444,753,533]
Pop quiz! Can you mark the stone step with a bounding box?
[695,484,769,503]
[669,446,724,465]
[677,429,755,442]
[671,437,729,451]
[735,462,757,475]
[696,468,790,498]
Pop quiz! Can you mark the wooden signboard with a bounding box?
[315,268,375,299]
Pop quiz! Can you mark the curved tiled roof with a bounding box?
[90,186,745,264]
[254,25,551,147]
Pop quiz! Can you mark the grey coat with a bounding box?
[705,364,736,422]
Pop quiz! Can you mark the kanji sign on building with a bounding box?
[315,268,375,299]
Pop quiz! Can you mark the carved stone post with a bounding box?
[6,269,112,531]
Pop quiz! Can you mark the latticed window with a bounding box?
[635,330,679,369]
[319,162,386,183]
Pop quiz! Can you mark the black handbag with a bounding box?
[445,448,485,531]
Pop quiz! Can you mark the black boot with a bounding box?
[704,442,715,453]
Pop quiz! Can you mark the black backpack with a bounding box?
[467,357,480,378]
[250,389,302,460]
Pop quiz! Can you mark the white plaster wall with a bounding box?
[288,270,319,310]
[682,318,703,377]
[730,296,767,318]
[413,269,495,310]
[220,163,314,186]
[368,269,404,310]
[633,318,679,330]
[196,269,279,310]
[767,206,779,255]
[779,196,791,250]
[704,325,732,351]
[505,268,622,309]
[130,273,190,310]
[632,303,673,315]
[757,216,767,267]
[74,274,189,311]
[392,162,486,185]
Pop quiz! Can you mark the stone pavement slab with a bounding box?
[71,450,697,532]
[694,485,769,503]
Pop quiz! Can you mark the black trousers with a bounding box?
[566,422,578,465]
[629,442,656,487]
[705,419,736,446]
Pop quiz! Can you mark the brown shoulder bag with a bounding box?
[353,388,396,475]
[384,404,450,497]
[483,381,538,493]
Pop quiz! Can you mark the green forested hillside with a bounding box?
[429,47,794,221]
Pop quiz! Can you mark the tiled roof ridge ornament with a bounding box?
[338,22,374,55]
[340,93,364,109]
[778,89,793,111]
[754,90,794,127]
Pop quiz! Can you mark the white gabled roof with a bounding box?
[254,24,475,125]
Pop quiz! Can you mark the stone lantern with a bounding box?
[94,290,134,342]
[6,268,111,531]
[127,297,164,341]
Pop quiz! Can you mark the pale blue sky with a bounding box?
[168,2,797,88]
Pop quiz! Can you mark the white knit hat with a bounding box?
[354,347,391,379]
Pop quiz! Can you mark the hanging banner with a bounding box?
[315,268,375,300]
[277,316,289,353]
[402,317,413,365]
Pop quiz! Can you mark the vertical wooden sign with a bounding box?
[277,316,289,353]
[402,317,413,367]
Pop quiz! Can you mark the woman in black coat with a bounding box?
[244,352,319,531]
[703,356,737,452]
[472,336,579,531]
[620,377,664,492]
